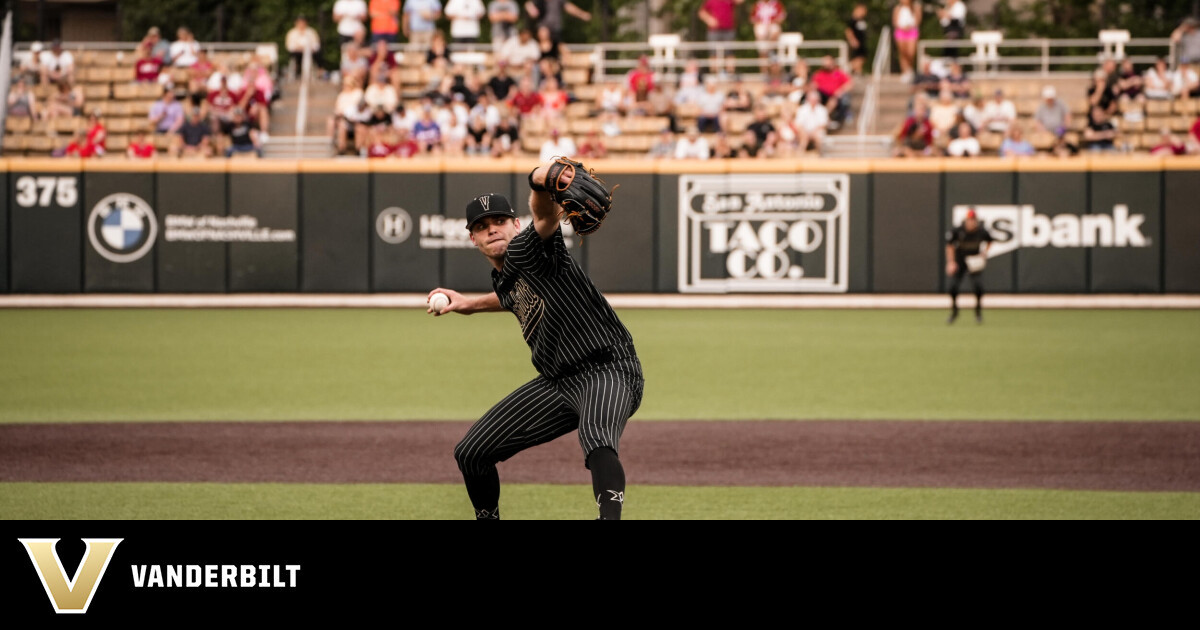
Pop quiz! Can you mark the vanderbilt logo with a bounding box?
[477,195,491,212]
[19,538,123,614]
[511,278,545,342]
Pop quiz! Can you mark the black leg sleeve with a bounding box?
[587,447,626,521]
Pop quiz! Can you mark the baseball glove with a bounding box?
[532,157,617,235]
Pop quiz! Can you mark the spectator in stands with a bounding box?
[724,75,754,113]
[368,39,399,85]
[134,42,164,84]
[737,129,763,157]
[812,55,853,129]
[647,84,678,133]
[790,85,829,154]
[63,130,96,158]
[578,130,608,158]
[366,125,396,157]
[463,113,491,155]
[188,49,215,106]
[365,73,400,113]
[1175,63,1200,99]
[204,75,241,139]
[751,0,786,70]
[1192,116,1200,153]
[525,0,591,43]
[371,0,402,44]
[471,92,502,129]
[786,58,809,103]
[674,60,705,109]
[127,132,156,159]
[698,0,742,74]
[1171,17,1200,66]
[892,0,921,80]
[539,127,577,161]
[981,88,1016,135]
[646,128,675,159]
[489,0,521,53]
[239,78,272,136]
[627,56,656,103]
[599,110,621,136]
[598,81,627,115]
[286,16,322,79]
[507,75,542,117]
[1051,134,1079,157]
[928,89,959,138]
[445,0,486,45]
[330,76,364,152]
[696,76,726,133]
[1029,86,1068,139]
[911,60,942,100]
[1150,126,1187,156]
[762,57,790,102]
[946,121,980,157]
[171,109,214,158]
[1143,57,1172,100]
[1116,59,1143,101]
[225,109,263,157]
[490,116,519,156]
[710,132,736,158]
[999,124,1036,157]
[412,104,443,153]
[334,0,369,45]
[845,4,868,76]
[535,25,567,85]
[945,63,971,99]
[393,126,422,157]
[7,78,38,121]
[486,62,516,101]
[149,87,186,136]
[499,26,541,72]
[1083,105,1118,153]
[425,32,452,82]
[746,106,778,157]
[403,0,443,48]
[960,92,984,130]
[144,27,172,62]
[341,43,371,85]
[675,126,710,159]
[44,79,84,122]
[19,42,45,85]
[39,40,75,86]
[170,27,201,67]
[1087,68,1119,116]
[938,0,967,59]
[84,111,107,157]
[895,102,933,157]
[537,75,569,122]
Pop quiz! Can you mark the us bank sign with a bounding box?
[679,174,850,293]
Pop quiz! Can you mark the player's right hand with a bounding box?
[946,262,958,276]
[426,288,467,316]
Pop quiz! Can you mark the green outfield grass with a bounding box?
[1,482,1197,520]
[0,308,1196,422]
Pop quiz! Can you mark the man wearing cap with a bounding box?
[1034,85,1070,138]
[945,208,993,324]
[427,163,644,520]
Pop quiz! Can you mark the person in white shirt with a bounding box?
[169,27,201,67]
[445,0,487,44]
[981,89,1016,134]
[364,74,399,112]
[498,26,541,71]
[946,121,981,157]
[488,0,521,52]
[791,86,829,153]
[539,128,577,161]
[334,0,369,44]
[39,40,75,85]
[1143,57,1172,100]
[675,126,711,159]
[286,16,322,79]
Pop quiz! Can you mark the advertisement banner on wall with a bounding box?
[84,172,157,292]
[678,174,850,293]
[10,171,82,292]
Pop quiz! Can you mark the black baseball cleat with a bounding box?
[947,311,958,325]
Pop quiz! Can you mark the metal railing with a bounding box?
[294,46,312,143]
[917,37,1175,77]
[858,25,891,137]
[582,40,850,82]
[11,41,279,69]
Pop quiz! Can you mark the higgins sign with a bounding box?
[953,205,1150,258]
[678,174,850,293]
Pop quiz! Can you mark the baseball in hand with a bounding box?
[429,292,451,315]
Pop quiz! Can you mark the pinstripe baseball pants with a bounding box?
[454,357,644,477]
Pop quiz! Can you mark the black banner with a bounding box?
[584,172,654,293]
[655,172,680,292]
[1089,170,1161,293]
[371,171,441,292]
[157,171,228,293]
[9,169,82,293]
[1163,169,1200,292]
[228,172,299,292]
[871,172,941,292]
[84,170,157,292]
[301,172,369,292]
[847,173,871,293]
[1015,170,1087,293]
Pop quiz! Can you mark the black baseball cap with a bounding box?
[465,194,516,230]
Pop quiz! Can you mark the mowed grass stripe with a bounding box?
[0,309,1196,422]
[1,483,1197,520]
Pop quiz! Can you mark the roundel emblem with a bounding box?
[87,193,158,263]
[376,207,413,244]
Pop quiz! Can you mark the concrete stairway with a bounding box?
[264,78,339,158]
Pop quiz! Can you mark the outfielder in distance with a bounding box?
[945,208,994,324]
[426,158,644,520]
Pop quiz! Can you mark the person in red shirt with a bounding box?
[1150,127,1188,156]
[188,49,215,106]
[85,112,107,157]
[133,43,164,83]
[392,127,420,158]
[895,102,934,157]
[365,126,394,158]
[537,75,568,122]
[127,132,156,158]
[506,76,542,117]
[699,0,743,73]
[751,0,786,69]
[626,55,655,102]
[1191,116,1200,149]
[577,130,607,158]
[205,75,242,138]
[811,55,854,128]
[239,81,271,133]
[64,131,96,158]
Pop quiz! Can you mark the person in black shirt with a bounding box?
[845,3,869,76]
[224,109,262,157]
[1083,105,1118,152]
[945,208,993,324]
[487,62,516,101]
[746,106,778,156]
[427,162,644,520]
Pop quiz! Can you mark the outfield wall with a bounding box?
[3,157,1198,294]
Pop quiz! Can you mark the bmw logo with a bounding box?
[87,193,158,263]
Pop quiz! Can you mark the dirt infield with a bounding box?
[2,420,1197,491]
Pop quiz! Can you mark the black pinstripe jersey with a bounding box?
[493,225,634,380]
